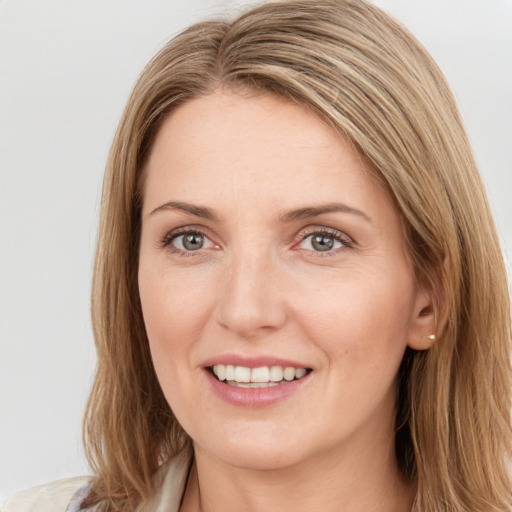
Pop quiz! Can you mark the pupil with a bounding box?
[312,235,334,251]
[183,234,204,250]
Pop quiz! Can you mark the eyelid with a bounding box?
[161,227,206,247]
[293,226,354,253]
[159,225,220,252]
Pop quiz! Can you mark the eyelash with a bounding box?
[159,226,354,258]
[160,227,212,257]
[296,227,354,257]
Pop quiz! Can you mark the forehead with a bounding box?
[142,89,392,221]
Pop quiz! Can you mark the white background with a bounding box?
[1,0,511,502]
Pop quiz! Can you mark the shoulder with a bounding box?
[1,448,192,512]
[1,476,92,512]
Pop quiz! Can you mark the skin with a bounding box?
[138,88,435,512]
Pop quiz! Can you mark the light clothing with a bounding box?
[1,448,192,512]
[0,477,91,512]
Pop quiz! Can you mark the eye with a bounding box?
[161,229,218,254]
[296,229,352,254]
[174,232,206,251]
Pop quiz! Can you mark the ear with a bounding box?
[407,284,437,351]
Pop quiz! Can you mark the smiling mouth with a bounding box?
[209,364,312,388]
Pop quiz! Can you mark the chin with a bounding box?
[211,445,303,471]
[192,426,319,472]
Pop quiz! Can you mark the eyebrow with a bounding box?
[149,200,371,224]
[149,201,220,220]
[279,203,372,224]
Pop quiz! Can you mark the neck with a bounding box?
[180,434,415,512]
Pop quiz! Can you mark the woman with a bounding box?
[3,0,511,511]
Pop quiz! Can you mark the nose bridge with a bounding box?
[216,241,286,337]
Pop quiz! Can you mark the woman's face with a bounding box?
[138,89,432,471]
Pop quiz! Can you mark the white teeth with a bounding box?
[269,366,283,382]
[216,364,226,381]
[211,364,309,385]
[283,367,296,381]
[231,381,279,388]
[225,364,235,381]
[234,366,251,383]
[251,366,270,382]
[295,368,307,379]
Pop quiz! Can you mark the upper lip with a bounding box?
[202,354,311,369]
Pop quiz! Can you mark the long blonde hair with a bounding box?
[83,1,512,510]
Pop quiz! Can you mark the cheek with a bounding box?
[138,263,216,403]
[138,266,216,437]
[296,270,416,421]
[139,264,213,344]
[290,267,416,360]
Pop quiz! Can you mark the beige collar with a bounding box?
[138,445,194,512]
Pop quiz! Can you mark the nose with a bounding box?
[216,248,287,339]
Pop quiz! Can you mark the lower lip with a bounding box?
[204,370,311,407]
